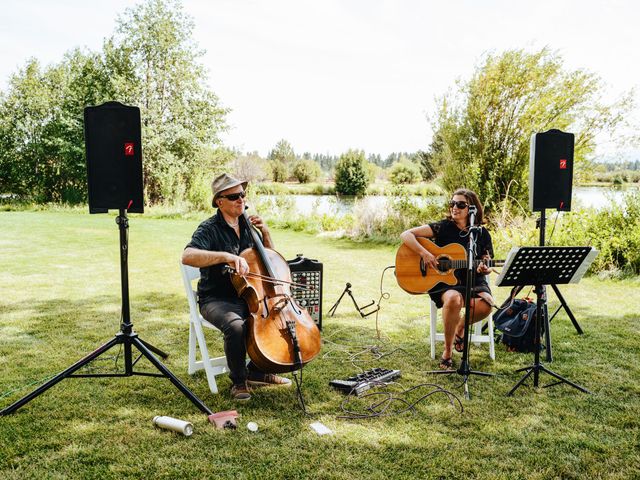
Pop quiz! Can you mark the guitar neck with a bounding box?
[449,259,504,269]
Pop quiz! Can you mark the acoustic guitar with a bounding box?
[395,237,504,294]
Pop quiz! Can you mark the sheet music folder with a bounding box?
[495,246,598,287]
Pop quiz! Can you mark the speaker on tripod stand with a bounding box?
[526,129,585,364]
[0,101,212,416]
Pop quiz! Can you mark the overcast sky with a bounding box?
[0,0,638,158]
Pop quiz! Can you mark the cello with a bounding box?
[228,210,322,374]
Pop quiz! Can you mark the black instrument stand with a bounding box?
[328,282,379,318]
[495,245,597,396]
[1,210,212,416]
[428,206,493,400]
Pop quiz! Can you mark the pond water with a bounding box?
[258,186,636,217]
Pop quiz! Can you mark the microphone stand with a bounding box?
[429,205,493,400]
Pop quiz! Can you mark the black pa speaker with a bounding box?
[84,102,144,214]
[529,129,574,212]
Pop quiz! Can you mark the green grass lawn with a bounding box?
[1,210,639,479]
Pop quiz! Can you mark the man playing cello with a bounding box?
[182,173,291,401]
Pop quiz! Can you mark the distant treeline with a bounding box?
[594,159,640,171]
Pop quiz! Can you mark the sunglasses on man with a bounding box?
[219,191,246,201]
[449,200,469,209]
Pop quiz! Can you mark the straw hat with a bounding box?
[211,173,248,202]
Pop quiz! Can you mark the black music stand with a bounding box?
[495,246,597,396]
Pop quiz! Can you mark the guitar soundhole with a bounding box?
[437,257,451,272]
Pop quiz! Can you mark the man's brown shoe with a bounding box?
[231,383,251,401]
[247,372,292,388]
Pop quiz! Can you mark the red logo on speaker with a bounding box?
[559,159,567,169]
[124,143,134,156]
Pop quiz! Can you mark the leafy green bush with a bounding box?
[388,161,421,185]
[268,160,288,182]
[292,159,322,183]
[551,191,640,276]
[334,150,370,196]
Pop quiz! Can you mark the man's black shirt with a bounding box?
[185,210,255,306]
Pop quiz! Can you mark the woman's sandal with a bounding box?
[439,356,453,370]
[454,334,465,353]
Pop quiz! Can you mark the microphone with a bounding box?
[468,204,477,226]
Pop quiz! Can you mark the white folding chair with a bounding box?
[180,261,230,394]
[429,282,495,360]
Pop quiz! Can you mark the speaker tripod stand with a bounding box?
[537,211,585,363]
[0,210,212,416]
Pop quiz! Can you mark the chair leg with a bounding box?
[488,313,495,360]
[188,321,197,375]
[192,321,220,394]
[473,321,482,346]
[430,301,437,360]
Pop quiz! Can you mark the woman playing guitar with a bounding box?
[399,189,494,370]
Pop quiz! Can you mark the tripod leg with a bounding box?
[551,284,584,334]
[462,377,470,401]
[328,287,349,317]
[543,301,553,363]
[138,338,169,359]
[347,290,365,317]
[507,367,534,396]
[538,364,591,394]
[0,336,120,415]
[132,337,212,415]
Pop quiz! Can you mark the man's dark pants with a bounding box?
[200,297,259,386]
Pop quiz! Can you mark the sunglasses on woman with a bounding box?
[449,200,469,209]
[219,191,246,201]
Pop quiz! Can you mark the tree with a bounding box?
[367,153,383,166]
[292,159,321,183]
[231,151,268,182]
[389,158,421,185]
[334,149,370,196]
[0,0,228,205]
[105,0,228,203]
[268,160,288,182]
[429,48,634,215]
[415,150,436,181]
[268,139,296,165]
[313,153,338,171]
[0,50,112,202]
